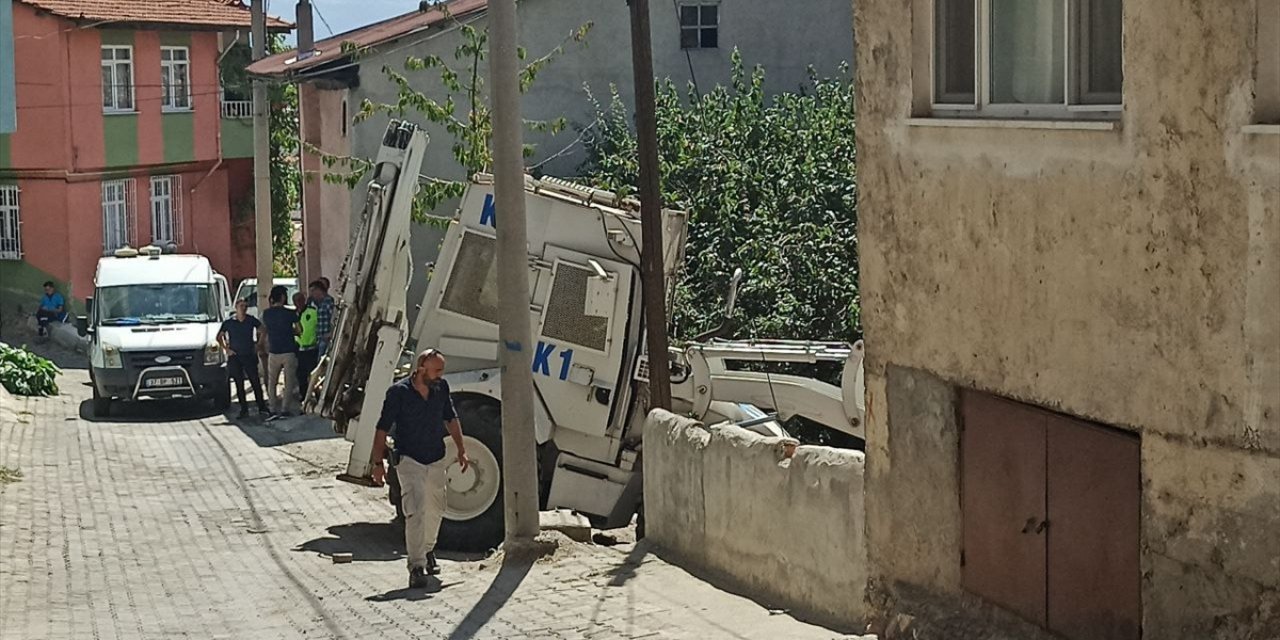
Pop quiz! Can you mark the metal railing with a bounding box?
[220,100,253,119]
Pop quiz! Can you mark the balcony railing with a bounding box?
[221,100,253,119]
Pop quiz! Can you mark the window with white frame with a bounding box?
[101,46,135,112]
[1257,0,1280,124]
[150,175,182,245]
[101,179,135,252]
[160,47,192,111]
[679,2,719,49]
[0,185,20,260]
[933,0,1123,116]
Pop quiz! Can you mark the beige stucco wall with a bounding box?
[298,84,351,287]
[854,0,1279,638]
[643,409,868,629]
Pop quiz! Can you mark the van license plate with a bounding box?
[145,377,185,388]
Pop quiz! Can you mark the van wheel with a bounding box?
[91,383,111,418]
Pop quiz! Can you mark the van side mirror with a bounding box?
[84,296,94,317]
[76,316,89,337]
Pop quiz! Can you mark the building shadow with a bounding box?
[445,556,536,640]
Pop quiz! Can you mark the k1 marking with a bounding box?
[532,341,574,381]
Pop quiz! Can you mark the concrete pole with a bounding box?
[251,0,273,310]
[295,0,314,285]
[488,0,540,543]
[628,0,672,411]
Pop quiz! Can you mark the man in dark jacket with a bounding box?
[369,349,471,588]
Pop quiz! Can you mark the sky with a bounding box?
[267,0,417,45]
[259,0,414,46]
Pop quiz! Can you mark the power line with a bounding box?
[311,0,336,37]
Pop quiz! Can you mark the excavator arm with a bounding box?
[304,121,428,484]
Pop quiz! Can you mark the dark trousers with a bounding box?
[228,353,267,410]
[35,309,60,333]
[296,349,318,401]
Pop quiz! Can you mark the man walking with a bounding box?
[370,349,470,588]
[218,298,269,418]
[261,285,301,418]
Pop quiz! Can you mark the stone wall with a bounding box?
[854,0,1280,637]
[643,409,867,629]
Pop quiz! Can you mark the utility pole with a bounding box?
[251,0,273,310]
[628,0,672,411]
[488,0,540,543]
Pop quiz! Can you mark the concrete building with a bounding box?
[0,0,289,314]
[247,0,854,311]
[854,1,1279,639]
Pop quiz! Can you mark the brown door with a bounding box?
[1047,417,1142,640]
[961,390,1048,626]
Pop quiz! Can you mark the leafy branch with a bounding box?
[314,20,592,222]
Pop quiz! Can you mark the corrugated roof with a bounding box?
[247,0,487,78]
[18,0,293,31]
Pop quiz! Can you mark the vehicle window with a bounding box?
[97,284,217,325]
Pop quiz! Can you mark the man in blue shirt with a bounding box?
[261,285,301,418]
[370,349,470,588]
[218,298,269,418]
[36,281,65,337]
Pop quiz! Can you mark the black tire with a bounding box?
[91,382,111,418]
[436,395,504,553]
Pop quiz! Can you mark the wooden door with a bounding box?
[961,390,1049,626]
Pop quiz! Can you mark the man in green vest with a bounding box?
[294,291,319,403]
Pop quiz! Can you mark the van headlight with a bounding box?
[204,343,225,366]
[102,344,123,369]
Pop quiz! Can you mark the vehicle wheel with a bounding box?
[91,382,111,418]
[437,395,504,553]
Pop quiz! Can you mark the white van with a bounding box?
[85,247,233,416]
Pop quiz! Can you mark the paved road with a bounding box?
[0,357,863,640]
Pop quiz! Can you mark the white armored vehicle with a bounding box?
[307,121,864,550]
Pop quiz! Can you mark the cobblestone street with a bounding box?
[0,350,861,640]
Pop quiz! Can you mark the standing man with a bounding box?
[310,279,335,357]
[370,349,470,588]
[261,285,301,419]
[218,298,269,418]
[35,281,65,337]
[294,291,319,402]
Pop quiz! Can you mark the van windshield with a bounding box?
[97,284,218,325]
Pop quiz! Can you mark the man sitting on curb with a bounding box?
[36,282,66,338]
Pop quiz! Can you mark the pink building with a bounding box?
[0,0,289,314]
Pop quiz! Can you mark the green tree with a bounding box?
[220,36,301,275]
[317,19,592,220]
[580,55,860,446]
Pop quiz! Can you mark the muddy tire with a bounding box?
[436,395,504,552]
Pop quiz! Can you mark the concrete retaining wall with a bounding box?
[643,409,867,628]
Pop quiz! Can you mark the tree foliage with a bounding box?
[317,19,592,221]
[219,37,301,275]
[580,55,859,446]
[581,54,859,345]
